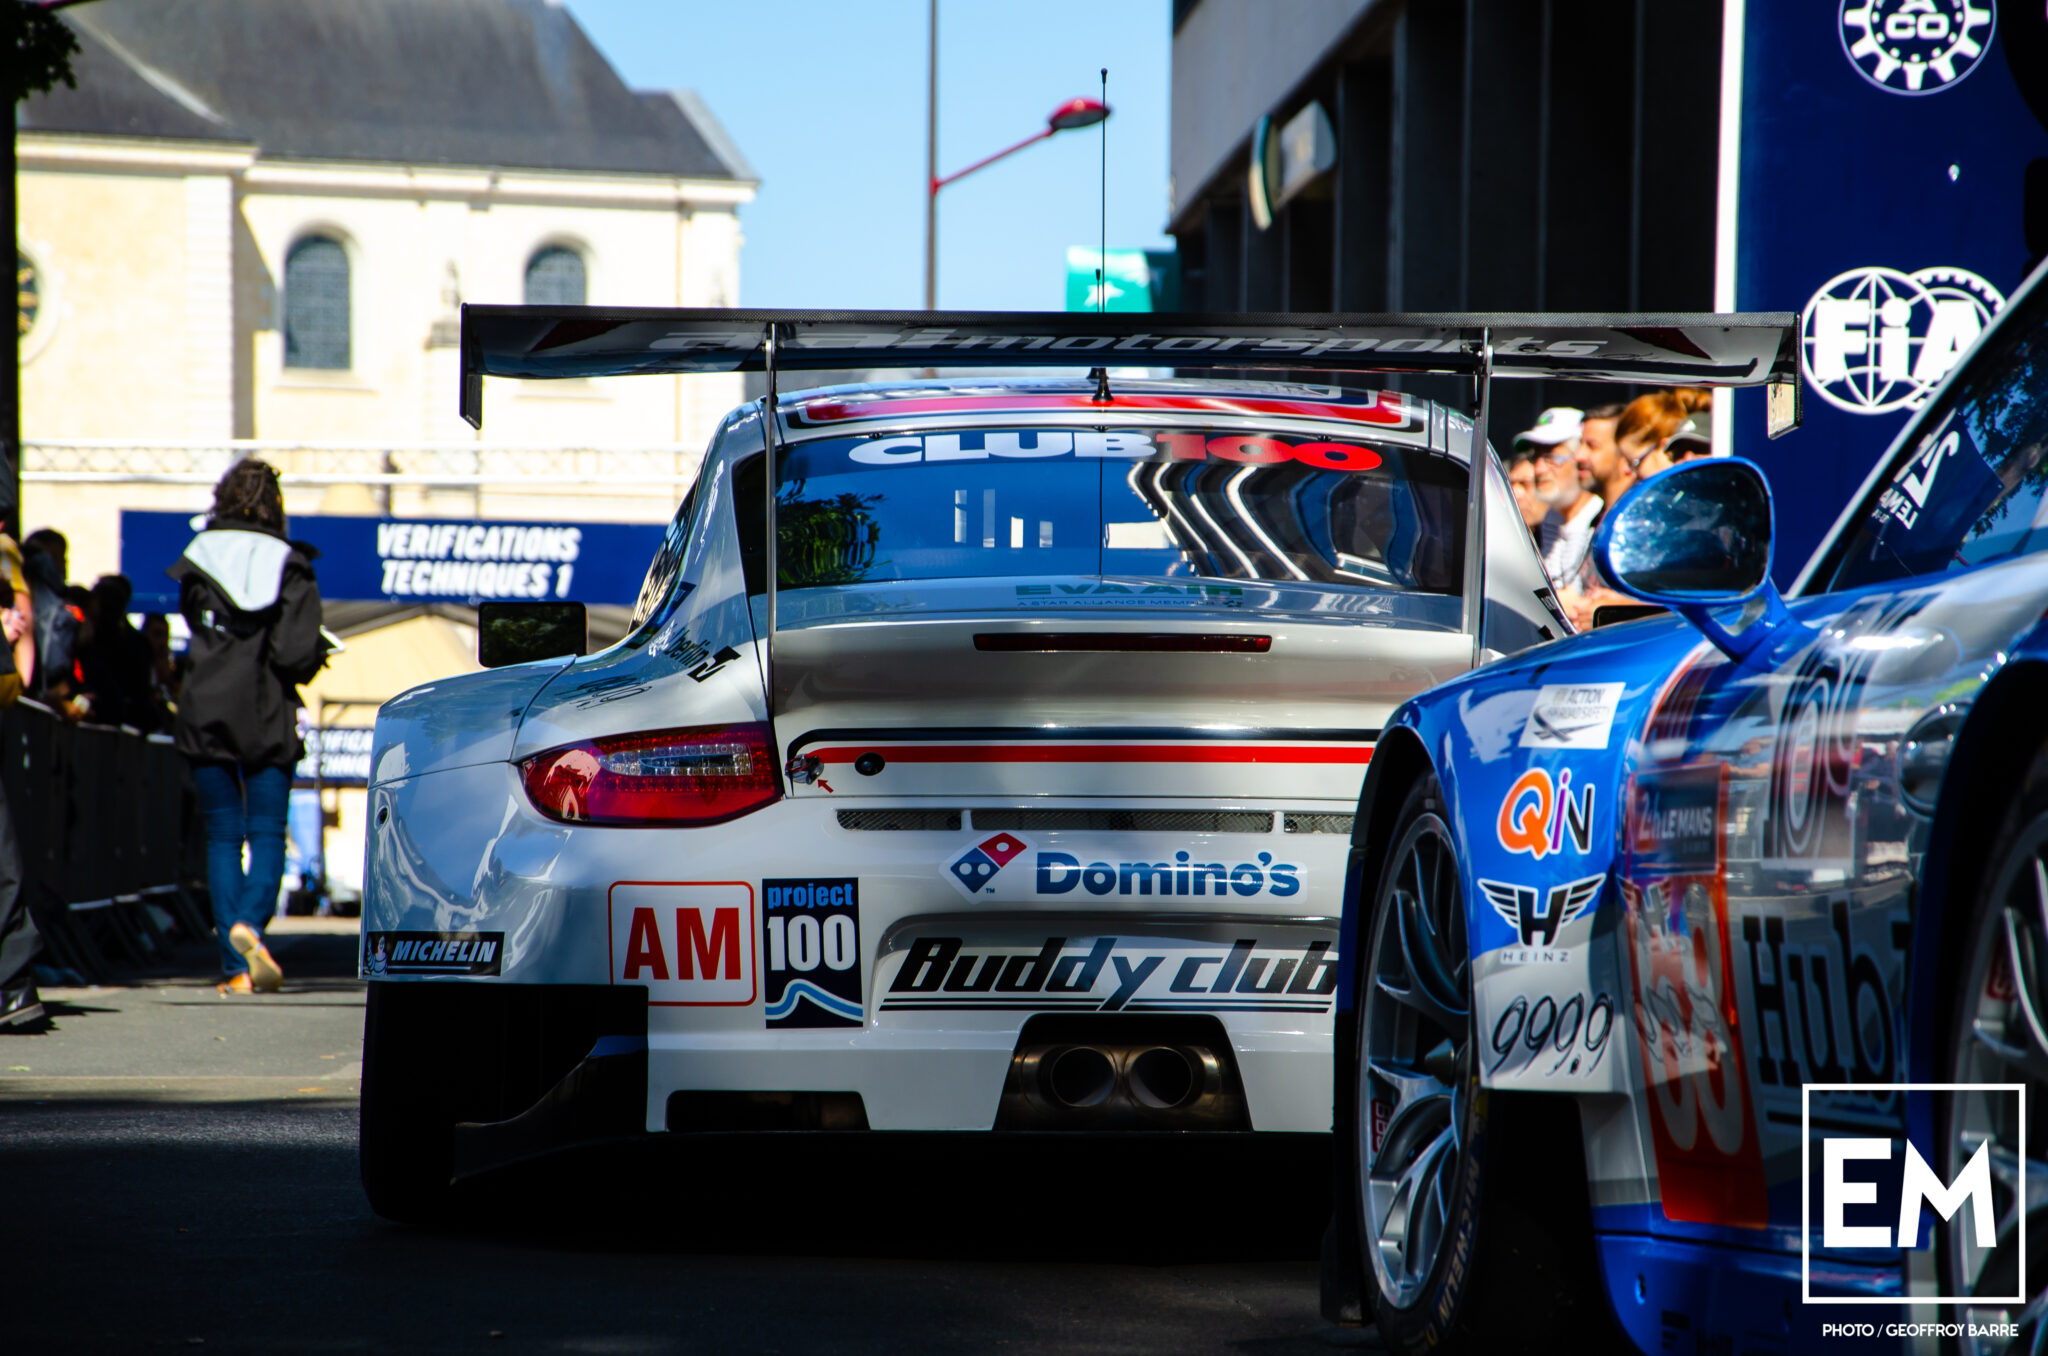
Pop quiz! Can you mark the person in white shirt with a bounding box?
[1512,406,1607,587]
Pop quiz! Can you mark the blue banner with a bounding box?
[121,511,666,612]
[1731,1,2048,582]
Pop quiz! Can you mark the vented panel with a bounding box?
[973,809,1274,834]
[1283,812,1355,835]
[836,809,963,832]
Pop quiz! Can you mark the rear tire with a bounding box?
[1939,747,2048,1352]
[358,983,457,1224]
[1351,774,1622,1353]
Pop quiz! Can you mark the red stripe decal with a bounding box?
[793,392,1412,426]
[807,744,1375,766]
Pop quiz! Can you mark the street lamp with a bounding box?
[924,7,1109,310]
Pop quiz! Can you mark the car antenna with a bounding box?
[1098,66,1107,315]
[1092,66,1112,406]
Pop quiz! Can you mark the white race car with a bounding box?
[358,309,1793,1218]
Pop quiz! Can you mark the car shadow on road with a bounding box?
[446,1131,1334,1265]
[6,1099,1367,1355]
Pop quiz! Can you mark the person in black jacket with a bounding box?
[170,460,329,995]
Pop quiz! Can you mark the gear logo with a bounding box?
[944,832,1030,897]
[1800,265,2006,415]
[1840,0,1995,95]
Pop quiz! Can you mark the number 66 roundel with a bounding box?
[1621,765,1768,1227]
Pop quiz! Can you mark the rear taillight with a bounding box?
[520,723,779,826]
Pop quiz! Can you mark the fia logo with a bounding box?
[945,832,1030,897]
[1496,767,1594,859]
[1479,874,1603,951]
[1802,265,2006,415]
[1840,1,1995,96]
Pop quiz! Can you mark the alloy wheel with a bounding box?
[1357,807,1473,1309]
[1950,815,2048,1355]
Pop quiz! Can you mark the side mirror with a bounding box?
[477,600,587,668]
[1592,458,1800,662]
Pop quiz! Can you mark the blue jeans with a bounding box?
[192,762,291,975]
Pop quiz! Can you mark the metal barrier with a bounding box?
[0,698,210,981]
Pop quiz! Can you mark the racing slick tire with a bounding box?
[358,984,461,1224]
[1349,775,1622,1355]
[1939,747,2048,1345]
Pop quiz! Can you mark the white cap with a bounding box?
[1668,410,1711,452]
[1513,406,1583,448]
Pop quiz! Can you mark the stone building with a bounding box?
[18,0,755,580]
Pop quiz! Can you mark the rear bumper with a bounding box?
[366,762,1352,1137]
[369,978,1333,1186]
[638,1019,1330,1132]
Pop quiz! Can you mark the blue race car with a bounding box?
[1326,264,2048,1355]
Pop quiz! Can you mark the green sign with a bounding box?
[1064,247,1180,313]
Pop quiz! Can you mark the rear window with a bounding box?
[738,425,1465,594]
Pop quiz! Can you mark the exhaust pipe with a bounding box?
[1127,1046,1197,1109]
[1043,1045,1116,1108]
[996,1016,1250,1130]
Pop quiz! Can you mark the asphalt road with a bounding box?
[1,923,1373,1355]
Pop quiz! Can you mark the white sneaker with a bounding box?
[228,922,284,992]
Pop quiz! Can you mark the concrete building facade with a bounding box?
[1167,0,1722,441]
[17,0,755,580]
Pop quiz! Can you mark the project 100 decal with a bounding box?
[763,877,863,1028]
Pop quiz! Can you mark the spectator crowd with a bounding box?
[2,528,184,732]
[1504,386,1715,630]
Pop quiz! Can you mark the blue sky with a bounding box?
[561,0,1173,311]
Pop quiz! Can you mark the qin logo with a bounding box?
[1803,265,2006,415]
[1496,767,1594,860]
[946,832,1030,897]
[1839,1,1995,96]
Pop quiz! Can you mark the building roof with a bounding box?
[19,0,752,182]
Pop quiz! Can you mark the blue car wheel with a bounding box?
[1944,754,2048,1349]
[1350,774,1627,1354]
[1357,783,1471,1316]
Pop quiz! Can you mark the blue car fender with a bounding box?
[1338,622,1716,1100]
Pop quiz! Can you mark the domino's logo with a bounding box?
[1840,1,1995,96]
[946,833,1030,897]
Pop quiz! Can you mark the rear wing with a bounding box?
[459,305,1798,431]
[458,305,1799,724]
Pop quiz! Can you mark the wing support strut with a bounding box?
[1463,331,1493,669]
[761,323,781,725]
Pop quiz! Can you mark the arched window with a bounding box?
[283,235,350,369]
[524,246,586,306]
